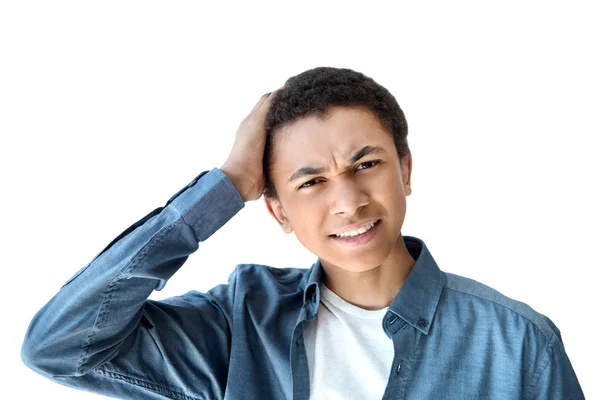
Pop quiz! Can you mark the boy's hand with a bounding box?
[220,90,278,202]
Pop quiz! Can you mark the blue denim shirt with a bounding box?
[21,168,585,399]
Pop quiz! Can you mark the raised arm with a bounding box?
[21,91,278,399]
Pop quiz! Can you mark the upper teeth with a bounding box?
[335,221,377,237]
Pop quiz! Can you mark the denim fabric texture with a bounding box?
[21,168,585,399]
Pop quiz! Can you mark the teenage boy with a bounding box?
[22,67,585,399]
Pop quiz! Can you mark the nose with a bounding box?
[329,178,370,216]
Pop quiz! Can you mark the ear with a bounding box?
[263,196,294,234]
[401,153,413,196]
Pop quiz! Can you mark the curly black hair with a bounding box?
[263,66,410,200]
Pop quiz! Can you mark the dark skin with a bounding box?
[220,91,278,203]
[221,93,415,310]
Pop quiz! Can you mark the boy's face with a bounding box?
[264,105,412,273]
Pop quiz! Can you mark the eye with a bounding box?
[356,160,380,171]
[298,178,322,190]
[297,160,381,190]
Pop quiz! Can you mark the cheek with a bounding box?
[295,205,332,247]
[380,169,406,197]
[286,200,322,232]
[373,174,408,225]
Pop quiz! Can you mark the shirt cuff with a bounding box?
[169,168,245,242]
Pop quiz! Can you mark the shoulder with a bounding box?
[442,272,561,342]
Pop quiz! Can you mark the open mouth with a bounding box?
[329,219,381,238]
[329,219,382,245]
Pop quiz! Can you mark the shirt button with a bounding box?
[418,317,428,328]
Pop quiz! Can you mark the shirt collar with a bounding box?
[302,258,322,314]
[301,235,445,335]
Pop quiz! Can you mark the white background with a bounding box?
[1,1,598,398]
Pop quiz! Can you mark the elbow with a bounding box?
[21,336,50,376]
[21,328,124,378]
[21,330,80,378]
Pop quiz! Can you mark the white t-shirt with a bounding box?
[302,282,395,400]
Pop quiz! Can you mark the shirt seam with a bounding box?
[443,286,552,342]
[95,366,213,400]
[76,221,178,375]
[523,331,556,399]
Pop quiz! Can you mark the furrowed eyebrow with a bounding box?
[349,145,384,164]
[288,145,384,184]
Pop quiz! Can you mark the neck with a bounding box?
[321,238,416,310]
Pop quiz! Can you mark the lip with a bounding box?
[330,219,382,247]
[330,218,381,236]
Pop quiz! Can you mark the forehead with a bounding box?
[274,106,394,161]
